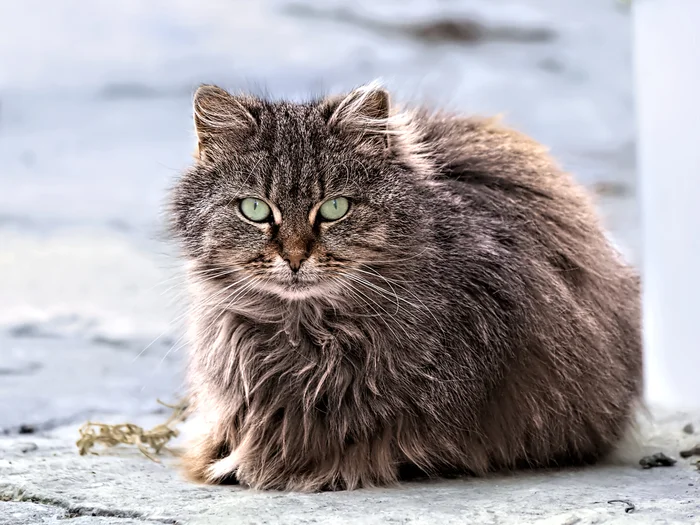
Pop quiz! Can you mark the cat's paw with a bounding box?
[181,436,239,485]
[205,450,240,484]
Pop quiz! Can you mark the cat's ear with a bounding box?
[324,83,391,152]
[192,85,257,161]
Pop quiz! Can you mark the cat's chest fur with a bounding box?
[199,303,389,417]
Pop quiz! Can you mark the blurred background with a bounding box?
[0,0,641,432]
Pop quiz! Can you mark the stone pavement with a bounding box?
[1,410,699,524]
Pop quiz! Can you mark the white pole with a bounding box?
[634,0,700,410]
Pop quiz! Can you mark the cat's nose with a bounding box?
[284,251,307,272]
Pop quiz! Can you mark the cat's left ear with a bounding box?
[323,83,391,152]
[192,84,258,161]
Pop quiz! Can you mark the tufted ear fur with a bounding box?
[323,82,391,152]
[193,85,258,161]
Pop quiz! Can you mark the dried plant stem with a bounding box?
[76,398,190,462]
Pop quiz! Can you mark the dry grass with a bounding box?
[76,399,190,462]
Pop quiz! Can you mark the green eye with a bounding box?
[319,197,350,221]
[240,198,272,222]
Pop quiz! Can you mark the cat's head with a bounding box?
[170,82,431,302]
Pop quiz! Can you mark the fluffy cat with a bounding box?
[169,82,641,491]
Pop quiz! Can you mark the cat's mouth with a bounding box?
[250,256,339,300]
[266,278,327,301]
[262,269,339,301]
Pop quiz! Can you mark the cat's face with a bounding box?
[171,84,426,302]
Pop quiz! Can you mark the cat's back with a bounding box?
[413,109,630,280]
[408,110,642,466]
[416,110,582,201]
[410,107,640,368]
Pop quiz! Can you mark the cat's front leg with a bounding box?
[231,433,399,492]
[181,425,240,485]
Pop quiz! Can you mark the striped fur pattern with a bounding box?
[169,82,642,491]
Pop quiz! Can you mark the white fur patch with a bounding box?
[206,450,240,482]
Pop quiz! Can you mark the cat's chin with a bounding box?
[262,279,331,302]
[276,288,323,301]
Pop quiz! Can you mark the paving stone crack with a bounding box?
[1,485,180,524]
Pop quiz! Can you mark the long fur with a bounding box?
[169,82,642,492]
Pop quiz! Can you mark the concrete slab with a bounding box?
[1,412,698,525]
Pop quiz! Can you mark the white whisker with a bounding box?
[132,273,249,363]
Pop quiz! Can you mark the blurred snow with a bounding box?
[0,0,639,429]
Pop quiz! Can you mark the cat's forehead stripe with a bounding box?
[262,104,327,211]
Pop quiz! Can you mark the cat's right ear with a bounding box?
[192,85,257,161]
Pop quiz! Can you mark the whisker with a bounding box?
[163,268,238,306]
[341,272,401,316]
[156,334,190,368]
[194,277,260,341]
[131,274,250,363]
[341,272,421,312]
[332,281,383,318]
[338,280,402,341]
[337,276,413,341]
[139,266,229,295]
[353,264,444,331]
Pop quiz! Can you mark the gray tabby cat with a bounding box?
[169,82,641,492]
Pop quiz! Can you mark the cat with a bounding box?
[168,81,642,492]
